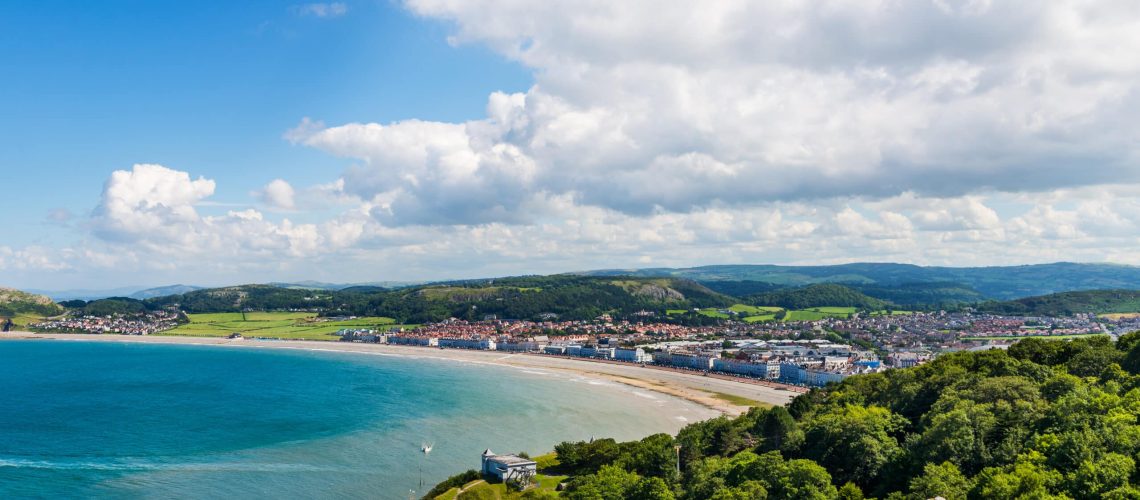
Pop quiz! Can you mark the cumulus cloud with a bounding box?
[286,1,1140,229]
[89,164,368,261]
[92,164,216,242]
[256,179,296,210]
[20,2,1140,286]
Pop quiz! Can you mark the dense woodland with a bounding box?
[976,290,1140,316]
[746,284,887,311]
[434,334,1140,499]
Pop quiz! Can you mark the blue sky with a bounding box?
[2,1,1140,290]
[0,0,528,245]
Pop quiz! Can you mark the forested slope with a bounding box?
[466,334,1140,499]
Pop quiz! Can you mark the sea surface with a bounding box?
[0,340,714,499]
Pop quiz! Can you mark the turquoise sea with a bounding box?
[0,340,713,499]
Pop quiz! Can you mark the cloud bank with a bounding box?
[7,1,1140,286]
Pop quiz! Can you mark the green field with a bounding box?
[710,391,771,408]
[697,308,731,319]
[161,312,403,341]
[5,313,53,327]
[727,304,782,315]
[742,314,777,323]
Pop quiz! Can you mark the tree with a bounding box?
[909,462,970,500]
[758,407,797,452]
[1067,453,1134,500]
[800,405,906,487]
[709,481,768,500]
[837,482,864,500]
[565,465,642,500]
[971,460,1064,500]
[773,459,838,500]
[619,433,679,482]
[629,477,676,500]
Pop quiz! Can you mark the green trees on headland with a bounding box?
[490,333,1140,499]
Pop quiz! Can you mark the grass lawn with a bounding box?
[806,306,857,314]
[666,309,689,316]
[697,309,730,319]
[160,312,403,341]
[742,314,777,323]
[439,473,568,500]
[8,313,52,327]
[710,391,770,408]
[783,310,832,321]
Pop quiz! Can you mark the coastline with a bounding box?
[0,331,797,414]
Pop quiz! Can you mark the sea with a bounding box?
[0,340,714,499]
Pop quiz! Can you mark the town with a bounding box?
[26,306,1135,388]
[335,309,1125,388]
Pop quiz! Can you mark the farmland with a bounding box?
[161,312,405,341]
[667,304,862,322]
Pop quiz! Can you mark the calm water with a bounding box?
[0,340,713,499]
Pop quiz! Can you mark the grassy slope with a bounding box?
[162,312,401,341]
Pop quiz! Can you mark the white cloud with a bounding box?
[256,179,296,210]
[92,164,216,243]
[293,2,347,18]
[19,2,1140,287]
[285,0,1140,227]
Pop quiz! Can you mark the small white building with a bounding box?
[481,449,537,483]
[614,347,651,363]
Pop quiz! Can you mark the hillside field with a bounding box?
[161,312,405,341]
[669,304,868,323]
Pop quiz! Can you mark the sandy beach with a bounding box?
[0,332,798,414]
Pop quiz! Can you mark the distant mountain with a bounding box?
[30,286,148,301]
[268,280,422,290]
[129,284,203,300]
[977,289,1140,316]
[748,284,888,310]
[580,262,1140,300]
[0,287,63,318]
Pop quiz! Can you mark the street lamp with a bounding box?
[674,444,682,475]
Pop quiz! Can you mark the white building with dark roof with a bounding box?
[481,449,537,483]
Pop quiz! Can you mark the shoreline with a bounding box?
[0,332,797,414]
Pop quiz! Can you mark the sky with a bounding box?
[2,0,1140,290]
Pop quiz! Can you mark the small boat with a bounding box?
[421,442,433,454]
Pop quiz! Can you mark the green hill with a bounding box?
[977,289,1140,316]
[143,276,734,323]
[0,287,63,318]
[502,335,1140,499]
[0,287,63,329]
[581,262,1140,300]
[748,284,888,310]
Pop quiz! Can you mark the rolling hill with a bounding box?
[747,284,888,310]
[142,276,735,323]
[0,287,63,326]
[581,262,1140,300]
[977,289,1140,316]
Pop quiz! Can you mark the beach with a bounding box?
[0,332,797,414]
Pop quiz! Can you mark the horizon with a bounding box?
[19,260,1138,297]
[4,1,1140,290]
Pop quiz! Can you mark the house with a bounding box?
[481,449,537,483]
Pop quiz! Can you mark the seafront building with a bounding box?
[480,449,537,483]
